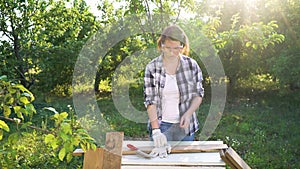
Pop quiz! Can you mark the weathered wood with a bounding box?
[83,148,122,169]
[73,148,84,156]
[74,140,228,169]
[82,132,124,169]
[219,149,237,169]
[122,141,225,168]
[122,141,225,148]
[103,148,122,169]
[105,132,124,155]
[122,140,227,154]
[224,147,251,169]
[103,132,124,169]
[74,141,228,156]
[83,148,104,169]
[122,144,228,155]
[122,152,225,167]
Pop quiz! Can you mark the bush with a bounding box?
[0,75,96,168]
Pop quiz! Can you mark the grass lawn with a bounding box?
[92,91,300,168]
[31,89,300,168]
[207,93,300,168]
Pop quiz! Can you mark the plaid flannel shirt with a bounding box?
[144,54,204,135]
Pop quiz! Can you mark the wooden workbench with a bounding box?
[73,140,227,168]
[73,132,251,169]
[121,141,226,169]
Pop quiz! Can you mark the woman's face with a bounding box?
[161,39,183,58]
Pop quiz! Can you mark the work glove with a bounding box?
[151,129,171,158]
[149,144,171,158]
[152,129,167,147]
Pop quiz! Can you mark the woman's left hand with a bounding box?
[180,113,191,128]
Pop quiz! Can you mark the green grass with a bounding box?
[94,91,300,168]
[208,93,300,168]
[96,95,148,138]
[31,89,300,168]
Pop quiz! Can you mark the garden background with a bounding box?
[0,0,299,168]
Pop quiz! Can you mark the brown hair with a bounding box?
[157,25,190,56]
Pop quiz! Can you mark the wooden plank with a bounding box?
[82,132,124,169]
[74,144,228,156]
[73,148,84,156]
[73,132,124,157]
[122,152,225,166]
[123,145,226,153]
[224,147,251,169]
[83,148,105,169]
[103,148,122,169]
[83,148,122,169]
[219,149,237,169]
[122,141,227,155]
[123,144,228,154]
[103,132,124,169]
[122,141,225,168]
[122,141,224,148]
[105,132,124,155]
[74,141,228,156]
[75,140,227,168]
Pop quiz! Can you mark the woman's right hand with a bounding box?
[152,129,167,147]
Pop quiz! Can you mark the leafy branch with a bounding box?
[0,115,50,133]
[0,75,96,163]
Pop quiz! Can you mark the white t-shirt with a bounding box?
[161,74,180,123]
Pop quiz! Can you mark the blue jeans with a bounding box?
[150,121,194,141]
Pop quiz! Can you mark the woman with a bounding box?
[143,25,204,157]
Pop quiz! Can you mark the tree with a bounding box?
[198,0,284,92]
[92,0,197,93]
[0,0,50,88]
[266,0,300,91]
[0,0,99,94]
[35,0,99,94]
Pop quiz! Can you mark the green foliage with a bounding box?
[199,0,300,95]
[0,0,99,94]
[1,0,297,96]
[270,42,300,92]
[1,0,300,167]
[203,13,285,89]
[0,75,36,140]
[0,77,96,167]
[92,0,199,93]
[44,107,96,162]
[34,0,99,94]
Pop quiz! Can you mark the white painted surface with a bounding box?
[122,141,225,168]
